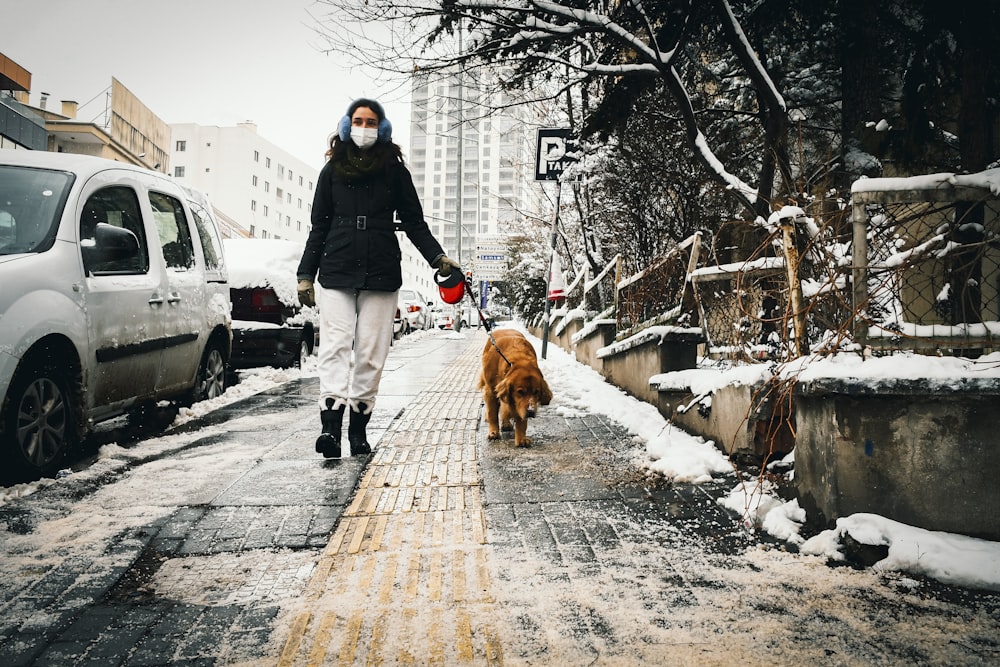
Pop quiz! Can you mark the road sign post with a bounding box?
[536,128,577,358]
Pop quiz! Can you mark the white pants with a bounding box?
[316,287,397,415]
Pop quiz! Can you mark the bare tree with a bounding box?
[311,0,789,221]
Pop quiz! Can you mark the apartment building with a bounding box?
[406,72,542,298]
[169,122,318,242]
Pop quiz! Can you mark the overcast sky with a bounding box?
[4,0,412,166]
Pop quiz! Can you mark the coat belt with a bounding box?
[332,215,397,231]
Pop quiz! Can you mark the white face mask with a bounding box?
[350,126,378,150]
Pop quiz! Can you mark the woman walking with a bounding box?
[296,98,459,458]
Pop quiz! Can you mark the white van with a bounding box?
[0,151,231,478]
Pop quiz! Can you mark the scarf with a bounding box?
[333,145,384,182]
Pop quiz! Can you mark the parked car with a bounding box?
[0,151,232,479]
[397,287,434,333]
[223,238,317,373]
[436,304,474,331]
[392,303,405,340]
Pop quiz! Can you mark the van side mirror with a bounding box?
[82,222,141,273]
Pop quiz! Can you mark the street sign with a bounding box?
[535,128,577,181]
[474,236,507,282]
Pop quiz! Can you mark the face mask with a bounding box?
[350,126,378,150]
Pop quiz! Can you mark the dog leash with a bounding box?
[462,276,513,368]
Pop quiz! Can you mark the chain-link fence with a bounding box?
[694,269,787,362]
[570,178,1000,360]
[853,186,1000,354]
[615,233,702,338]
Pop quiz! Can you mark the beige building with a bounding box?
[40,78,170,171]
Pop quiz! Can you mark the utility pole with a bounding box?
[455,27,464,266]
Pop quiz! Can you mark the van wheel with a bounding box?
[2,362,76,479]
[191,342,227,403]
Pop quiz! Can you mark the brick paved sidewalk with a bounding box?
[271,330,1000,667]
[277,335,503,664]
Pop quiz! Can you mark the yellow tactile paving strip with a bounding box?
[278,336,503,666]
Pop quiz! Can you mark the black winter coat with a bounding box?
[296,155,444,292]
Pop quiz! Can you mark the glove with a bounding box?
[297,279,315,307]
[435,255,462,278]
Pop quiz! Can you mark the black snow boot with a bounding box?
[348,402,373,456]
[316,399,345,459]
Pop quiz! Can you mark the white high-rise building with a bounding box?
[168,122,319,242]
[404,72,542,300]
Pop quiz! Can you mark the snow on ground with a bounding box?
[516,324,1000,592]
[3,323,999,592]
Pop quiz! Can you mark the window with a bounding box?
[252,175,258,186]
[187,200,225,271]
[276,187,284,200]
[80,186,149,274]
[251,200,257,211]
[265,157,271,168]
[173,166,185,177]
[264,181,270,193]
[263,205,269,217]
[249,224,256,236]
[175,140,186,152]
[254,150,260,162]
[149,191,195,269]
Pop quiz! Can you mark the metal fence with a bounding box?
[852,177,1000,354]
[561,171,1000,360]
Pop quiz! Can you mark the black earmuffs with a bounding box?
[337,98,392,144]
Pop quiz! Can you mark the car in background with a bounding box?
[224,238,317,373]
[392,303,406,340]
[0,151,231,479]
[435,304,474,331]
[397,287,434,334]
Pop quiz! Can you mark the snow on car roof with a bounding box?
[223,238,304,307]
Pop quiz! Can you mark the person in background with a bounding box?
[296,98,460,458]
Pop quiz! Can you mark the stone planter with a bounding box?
[571,320,616,373]
[653,372,793,462]
[598,327,703,404]
[794,377,1000,540]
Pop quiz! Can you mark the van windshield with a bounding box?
[0,166,74,256]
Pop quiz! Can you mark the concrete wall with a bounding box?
[600,335,700,405]
[573,323,615,373]
[656,381,794,461]
[794,381,1000,540]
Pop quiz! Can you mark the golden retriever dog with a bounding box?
[478,329,553,447]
